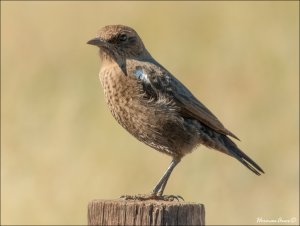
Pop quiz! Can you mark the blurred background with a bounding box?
[1,1,299,225]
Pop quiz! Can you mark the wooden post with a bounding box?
[88,199,205,225]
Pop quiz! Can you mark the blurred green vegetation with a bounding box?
[1,1,299,225]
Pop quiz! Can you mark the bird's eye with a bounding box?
[118,34,127,42]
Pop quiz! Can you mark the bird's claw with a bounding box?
[163,194,184,201]
[120,194,184,201]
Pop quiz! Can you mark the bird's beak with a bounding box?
[87,37,106,47]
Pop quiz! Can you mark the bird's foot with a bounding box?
[160,194,184,201]
[120,194,184,201]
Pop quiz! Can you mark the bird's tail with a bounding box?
[221,135,265,175]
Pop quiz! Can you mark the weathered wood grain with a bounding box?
[88,199,205,225]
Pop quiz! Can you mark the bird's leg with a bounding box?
[120,158,183,201]
[152,157,181,196]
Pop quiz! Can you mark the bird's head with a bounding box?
[87,25,150,64]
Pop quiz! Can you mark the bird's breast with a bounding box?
[99,65,147,130]
[99,65,198,157]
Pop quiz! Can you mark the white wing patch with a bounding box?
[133,67,150,83]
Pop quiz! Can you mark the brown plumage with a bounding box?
[87,25,264,199]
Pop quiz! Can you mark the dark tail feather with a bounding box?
[222,135,265,175]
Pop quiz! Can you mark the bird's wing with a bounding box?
[132,63,239,140]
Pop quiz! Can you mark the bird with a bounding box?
[87,24,264,200]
